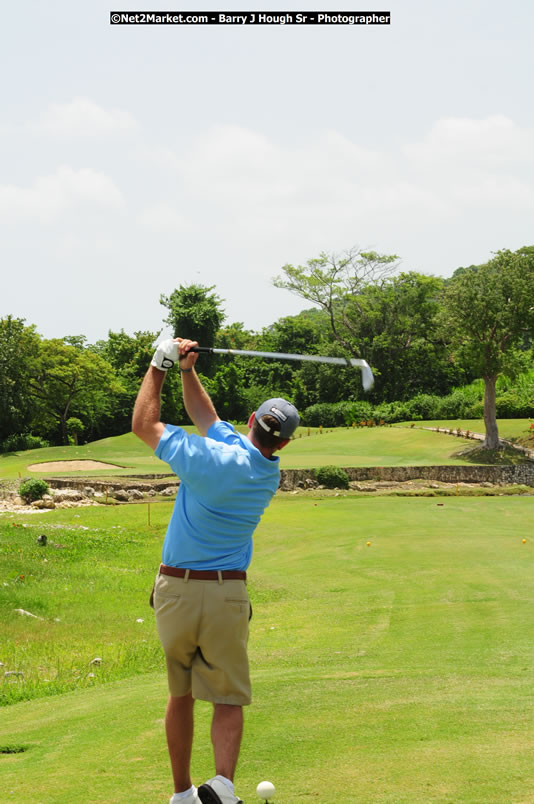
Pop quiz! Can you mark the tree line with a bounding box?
[1,245,533,452]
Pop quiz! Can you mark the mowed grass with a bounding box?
[0,432,172,480]
[402,418,533,441]
[280,426,475,468]
[3,418,532,481]
[1,497,534,802]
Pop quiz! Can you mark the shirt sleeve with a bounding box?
[207,420,244,446]
[155,424,213,481]
[155,424,186,464]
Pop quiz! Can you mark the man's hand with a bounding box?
[176,338,199,371]
[151,339,180,371]
[151,338,200,372]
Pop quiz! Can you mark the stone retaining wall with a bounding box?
[43,476,177,492]
[280,463,534,489]
[40,463,534,494]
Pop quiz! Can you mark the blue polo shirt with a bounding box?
[155,420,280,571]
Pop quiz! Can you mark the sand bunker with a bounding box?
[28,460,122,472]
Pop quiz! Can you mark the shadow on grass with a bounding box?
[453,445,530,465]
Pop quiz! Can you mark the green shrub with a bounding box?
[495,392,534,418]
[0,433,50,453]
[297,370,533,430]
[343,401,374,425]
[304,401,375,427]
[466,401,484,418]
[451,378,485,403]
[373,401,414,424]
[406,394,441,420]
[436,389,477,419]
[315,465,350,489]
[18,478,50,502]
[303,403,343,427]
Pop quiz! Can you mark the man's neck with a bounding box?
[247,430,277,460]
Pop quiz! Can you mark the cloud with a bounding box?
[174,124,386,212]
[179,125,291,201]
[168,117,534,232]
[158,123,452,242]
[402,115,534,212]
[31,97,137,138]
[450,175,534,207]
[137,203,190,233]
[0,166,125,223]
[404,115,534,167]
[130,145,183,172]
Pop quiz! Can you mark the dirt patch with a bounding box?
[27,460,123,472]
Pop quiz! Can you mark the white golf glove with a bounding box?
[151,339,179,371]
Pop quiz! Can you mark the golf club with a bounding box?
[186,345,375,391]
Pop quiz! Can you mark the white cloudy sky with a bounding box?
[1,0,533,342]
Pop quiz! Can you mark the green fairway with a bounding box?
[1,497,534,802]
[280,426,476,468]
[3,419,531,481]
[0,432,172,480]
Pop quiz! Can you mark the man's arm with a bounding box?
[132,366,166,450]
[132,338,219,446]
[177,339,220,437]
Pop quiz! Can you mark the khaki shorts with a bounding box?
[154,572,252,705]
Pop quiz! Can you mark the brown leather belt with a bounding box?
[159,564,246,581]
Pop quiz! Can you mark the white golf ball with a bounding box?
[256,780,275,800]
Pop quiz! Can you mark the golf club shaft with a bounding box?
[190,345,358,366]
[169,343,373,389]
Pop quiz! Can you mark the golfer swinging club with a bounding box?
[132,337,299,804]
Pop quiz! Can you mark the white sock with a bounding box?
[215,775,235,794]
[172,786,196,800]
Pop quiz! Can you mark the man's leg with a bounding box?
[211,703,243,781]
[166,692,195,793]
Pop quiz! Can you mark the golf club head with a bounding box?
[361,365,374,392]
[350,359,375,391]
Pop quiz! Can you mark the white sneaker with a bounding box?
[198,777,243,804]
[170,788,201,804]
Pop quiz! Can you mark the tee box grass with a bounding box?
[1,496,534,803]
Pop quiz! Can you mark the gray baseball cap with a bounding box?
[255,398,300,439]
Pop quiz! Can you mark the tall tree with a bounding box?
[273,247,399,362]
[160,284,226,379]
[0,316,41,443]
[160,284,225,346]
[215,322,256,351]
[272,250,463,402]
[93,330,158,436]
[351,272,465,400]
[28,339,121,444]
[439,247,534,449]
